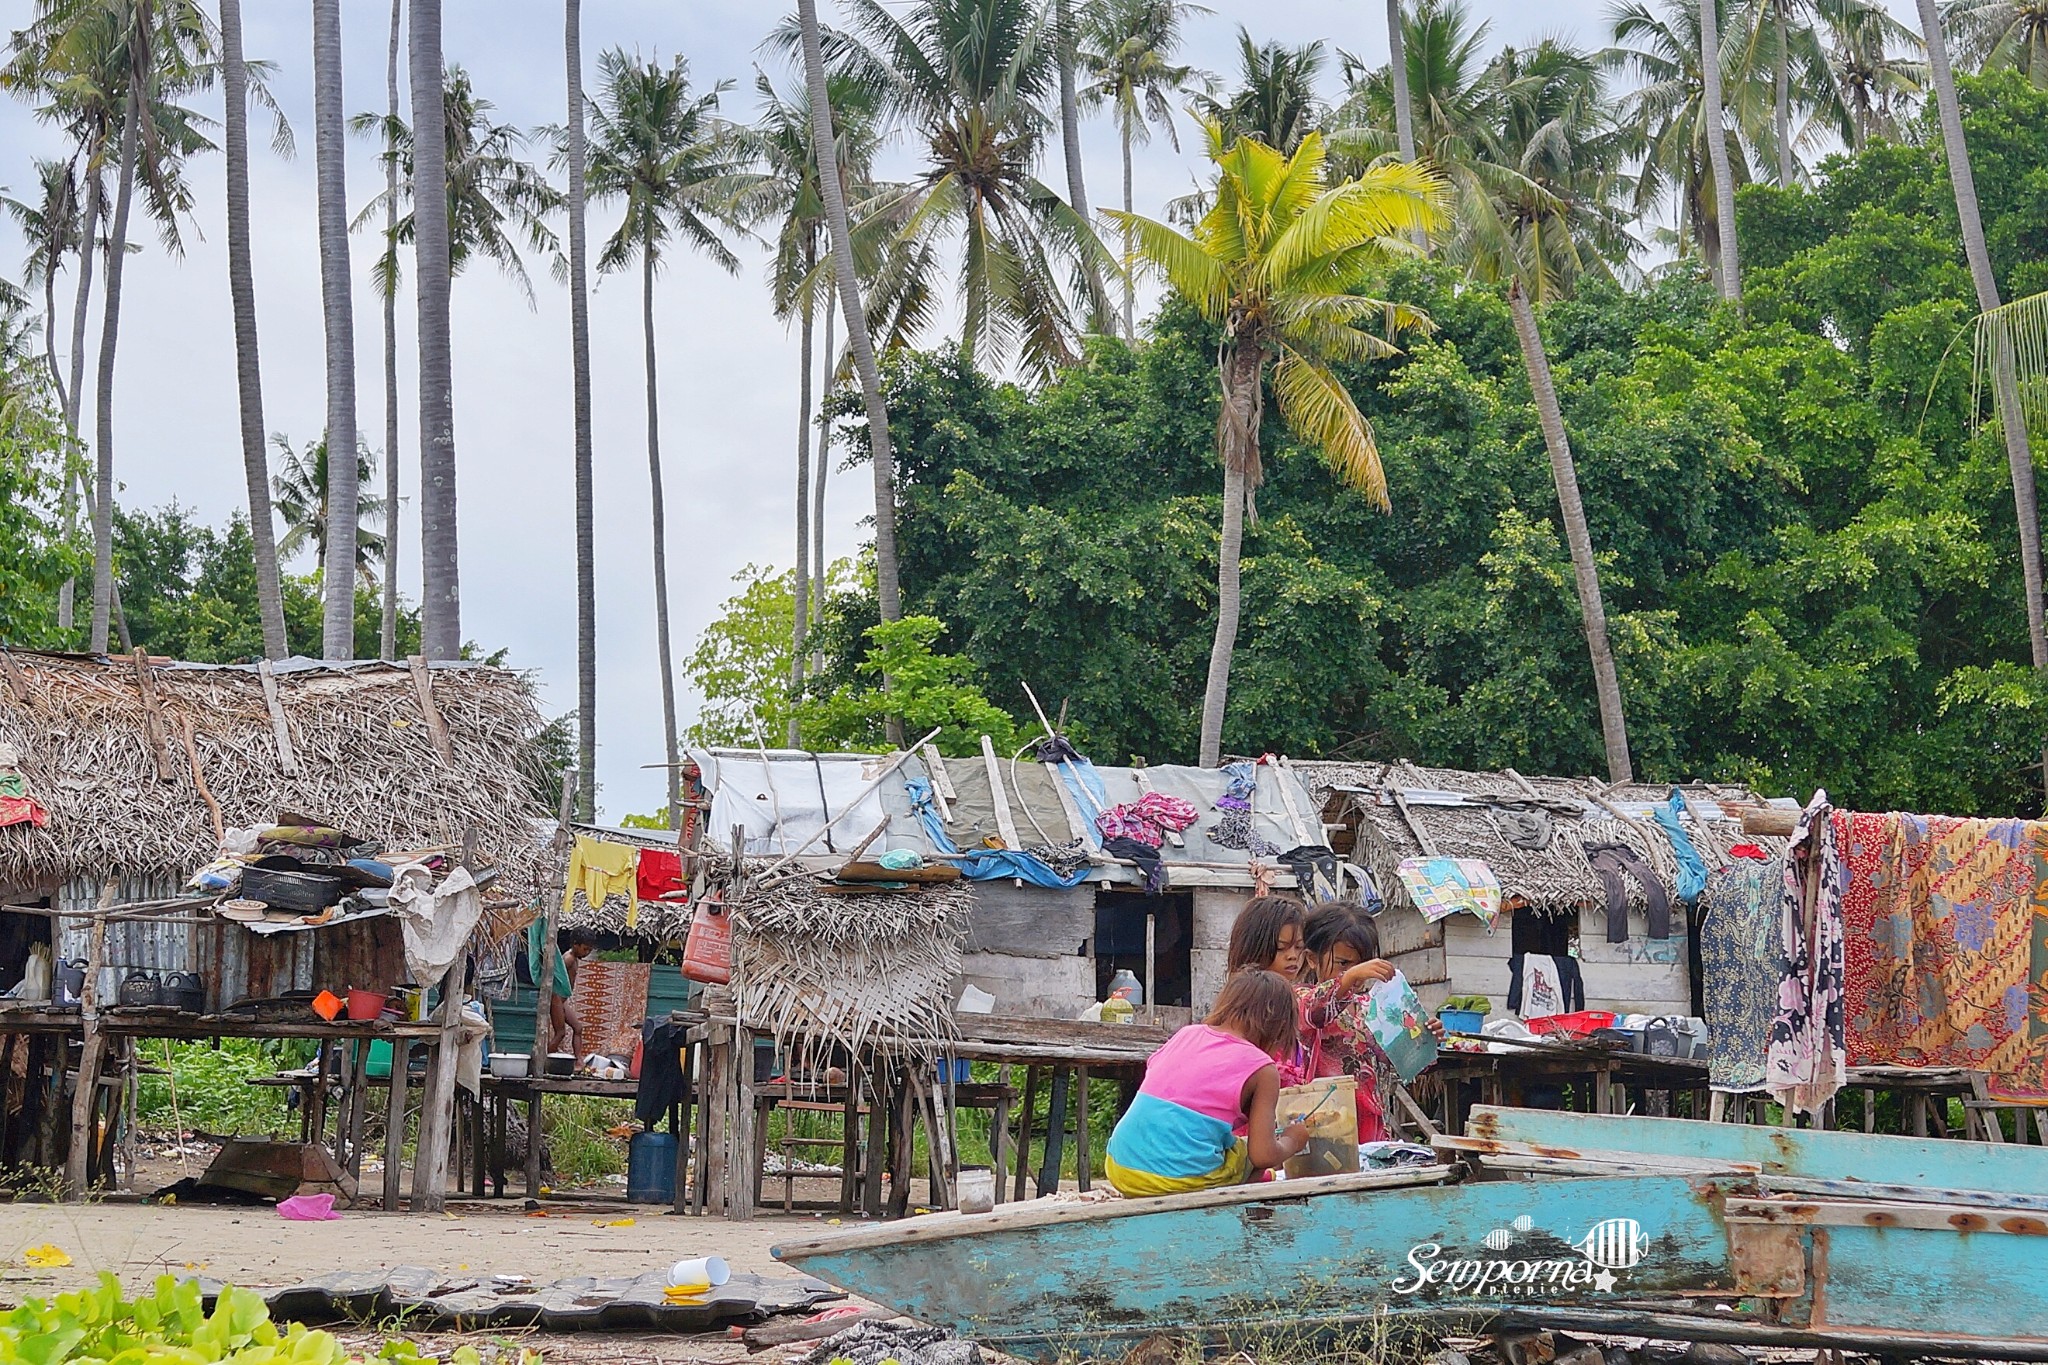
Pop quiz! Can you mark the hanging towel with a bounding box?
[1652,790,1708,903]
[1395,857,1502,930]
[636,847,686,903]
[562,834,635,917]
[1584,842,1671,942]
[1765,791,1844,1118]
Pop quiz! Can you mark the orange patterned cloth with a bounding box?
[1839,810,2048,1103]
[568,961,652,1057]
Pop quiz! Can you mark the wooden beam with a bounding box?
[980,735,1022,850]
[0,648,28,703]
[410,974,462,1212]
[256,658,299,774]
[1742,807,1800,837]
[921,743,956,819]
[529,767,575,1197]
[63,879,114,1199]
[407,655,455,763]
[178,714,224,845]
[1047,761,1093,847]
[131,648,175,781]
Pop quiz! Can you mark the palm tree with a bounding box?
[1193,29,1327,153]
[1459,42,1640,778]
[564,0,595,818]
[311,0,359,660]
[1696,0,1741,300]
[1388,0,1418,162]
[1338,0,1493,158]
[409,0,456,659]
[378,0,401,661]
[1111,126,1441,764]
[1735,0,1907,186]
[1078,0,1206,337]
[270,431,387,583]
[2,158,80,425]
[1917,0,2048,713]
[585,48,755,825]
[1604,0,1769,286]
[1828,4,1924,144]
[802,0,1114,381]
[1053,0,1113,331]
[797,0,907,668]
[1947,0,2048,82]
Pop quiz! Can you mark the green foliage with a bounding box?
[0,365,77,649]
[797,617,1022,756]
[682,561,857,748]
[0,1275,347,1365]
[134,1040,308,1137]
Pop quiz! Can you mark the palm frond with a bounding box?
[1272,347,1389,510]
[1973,290,2048,438]
[1103,208,1228,316]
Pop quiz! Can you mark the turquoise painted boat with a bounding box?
[771,1106,2048,1359]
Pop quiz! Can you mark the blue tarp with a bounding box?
[906,778,1091,889]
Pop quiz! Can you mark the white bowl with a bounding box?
[488,1052,530,1078]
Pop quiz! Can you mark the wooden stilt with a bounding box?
[345,1041,371,1182]
[991,1066,1012,1205]
[383,1042,410,1210]
[862,1063,886,1216]
[410,975,462,1212]
[1013,1065,1038,1203]
[1038,1068,1069,1197]
[840,1069,862,1214]
[63,881,112,1200]
[1074,1066,1092,1193]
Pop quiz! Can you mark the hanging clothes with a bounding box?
[1277,844,1345,903]
[1210,761,1280,856]
[1698,858,1785,1094]
[561,834,635,917]
[1102,835,1166,892]
[1584,842,1671,942]
[1765,791,1845,1118]
[1652,790,1709,903]
[1508,952,1584,1017]
[1395,857,1502,930]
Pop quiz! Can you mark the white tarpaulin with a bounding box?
[689,749,919,858]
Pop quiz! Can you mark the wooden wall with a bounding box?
[1433,906,1690,1017]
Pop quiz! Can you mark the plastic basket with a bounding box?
[1525,1009,1617,1037]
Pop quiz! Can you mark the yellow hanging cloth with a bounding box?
[562,835,636,917]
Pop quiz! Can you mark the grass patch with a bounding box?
[135,1038,315,1137]
[541,1093,637,1183]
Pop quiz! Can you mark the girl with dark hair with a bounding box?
[1104,971,1310,1197]
[1225,895,1308,980]
[1291,903,1444,1143]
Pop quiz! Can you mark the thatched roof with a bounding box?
[0,651,553,896]
[1294,758,1790,919]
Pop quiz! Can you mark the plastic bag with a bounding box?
[1277,1074,1359,1179]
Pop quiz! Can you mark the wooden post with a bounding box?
[256,657,299,773]
[727,1027,758,1221]
[345,1040,371,1182]
[383,1040,410,1209]
[1144,914,1157,1026]
[980,735,1022,849]
[887,1074,915,1218]
[64,879,114,1199]
[991,1065,1012,1204]
[1037,1068,1069,1197]
[406,654,455,762]
[1012,1065,1037,1204]
[528,768,576,1199]
[702,1025,732,1215]
[411,979,463,1211]
[1073,1066,1092,1193]
[840,1069,862,1214]
[862,1063,886,1216]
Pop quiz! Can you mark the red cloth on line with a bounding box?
[0,796,47,829]
[636,847,686,902]
[1727,842,1769,860]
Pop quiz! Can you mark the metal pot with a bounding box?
[162,971,205,1013]
[118,968,164,1008]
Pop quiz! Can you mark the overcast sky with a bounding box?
[0,0,1882,820]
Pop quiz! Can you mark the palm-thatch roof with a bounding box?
[1294,758,1790,919]
[0,651,554,897]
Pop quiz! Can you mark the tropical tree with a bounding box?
[1338,0,1494,160]
[409,0,456,659]
[1947,0,2048,82]
[311,0,359,659]
[1455,42,1640,778]
[796,0,906,697]
[1052,0,1113,332]
[584,48,755,824]
[2,158,80,423]
[269,431,386,582]
[1696,0,1741,299]
[1603,0,1770,285]
[802,0,1114,381]
[216,0,288,659]
[1918,0,2048,724]
[563,0,594,817]
[1827,3,1924,144]
[1735,0,1911,186]
[378,0,401,661]
[1078,0,1206,336]
[1110,126,1441,764]
[1192,29,1327,153]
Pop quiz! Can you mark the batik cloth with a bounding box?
[569,960,655,1057]
[1291,980,1395,1143]
[1838,809,2048,1103]
[1699,858,1786,1094]
[1395,857,1502,930]
[1765,792,1845,1117]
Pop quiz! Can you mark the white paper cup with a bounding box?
[956,1168,995,1215]
[669,1256,730,1288]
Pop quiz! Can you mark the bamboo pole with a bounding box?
[528,766,577,1198]
[63,878,115,1200]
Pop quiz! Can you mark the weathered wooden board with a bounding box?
[1467,1106,2048,1194]
[775,1171,1738,1358]
[964,883,1092,959]
[1191,889,1243,953]
[959,952,1095,1017]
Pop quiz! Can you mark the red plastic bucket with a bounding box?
[345,988,389,1022]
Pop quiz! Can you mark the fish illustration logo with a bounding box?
[1482,1228,1513,1251]
[1576,1218,1649,1269]
[1512,1215,1533,1233]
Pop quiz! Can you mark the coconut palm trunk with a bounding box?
[1197,338,1264,768]
[640,241,682,824]
[1056,0,1109,329]
[1120,114,1137,338]
[56,171,97,633]
[221,0,290,659]
[1509,282,1632,782]
[813,278,833,664]
[797,0,901,634]
[380,0,403,661]
[1917,0,2048,744]
[1389,0,1417,162]
[1773,0,1793,187]
[1698,0,1742,301]
[90,66,143,654]
[411,0,460,660]
[314,0,361,660]
[565,0,597,817]
[789,247,815,748]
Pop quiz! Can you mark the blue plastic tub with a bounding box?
[1438,1008,1486,1035]
[938,1058,972,1084]
[627,1130,679,1204]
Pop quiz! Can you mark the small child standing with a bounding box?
[1224,894,1308,980]
[1105,971,1310,1197]
[1292,903,1442,1144]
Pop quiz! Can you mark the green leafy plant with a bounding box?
[0,1275,348,1365]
